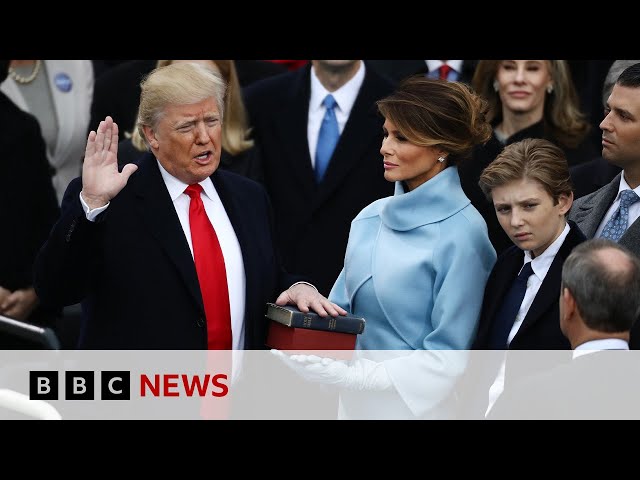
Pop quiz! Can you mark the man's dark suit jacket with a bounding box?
[0,92,60,340]
[34,152,303,349]
[569,172,640,349]
[243,63,395,295]
[457,222,585,418]
[487,350,640,420]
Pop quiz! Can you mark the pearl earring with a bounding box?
[438,156,446,163]
[493,80,499,92]
[546,84,554,94]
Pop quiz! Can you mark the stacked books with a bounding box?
[265,303,365,352]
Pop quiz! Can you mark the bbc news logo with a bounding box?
[29,371,228,400]
[30,371,130,400]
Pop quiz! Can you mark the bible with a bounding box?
[266,321,357,352]
[265,303,365,334]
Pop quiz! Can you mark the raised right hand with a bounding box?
[81,116,138,209]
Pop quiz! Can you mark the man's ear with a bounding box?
[557,191,573,216]
[143,125,159,149]
[562,287,577,320]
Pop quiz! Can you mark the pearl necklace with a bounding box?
[8,60,42,84]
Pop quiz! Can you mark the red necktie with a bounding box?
[439,64,452,80]
[184,184,232,350]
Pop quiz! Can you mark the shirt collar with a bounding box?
[523,222,571,280]
[156,159,215,201]
[573,338,629,358]
[425,60,463,73]
[310,60,365,117]
[617,172,640,199]
[381,167,469,230]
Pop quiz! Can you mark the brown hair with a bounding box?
[472,60,590,148]
[478,137,573,203]
[376,76,492,166]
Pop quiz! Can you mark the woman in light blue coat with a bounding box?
[276,77,497,418]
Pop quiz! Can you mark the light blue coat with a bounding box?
[329,167,496,417]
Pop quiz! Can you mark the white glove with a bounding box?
[271,349,392,391]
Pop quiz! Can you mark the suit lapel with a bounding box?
[274,67,317,195]
[475,249,523,346]
[515,224,586,339]
[134,154,204,313]
[211,171,259,346]
[211,171,256,300]
[572,174,621,237]
[620,217,640,255]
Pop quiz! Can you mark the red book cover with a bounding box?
[266,321,356,358]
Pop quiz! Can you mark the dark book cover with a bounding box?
[265,303,365,334]
[266,321,356,357]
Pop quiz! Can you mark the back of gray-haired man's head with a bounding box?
[561,238,640,333]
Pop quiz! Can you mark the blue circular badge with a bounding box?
[54,72,73,92]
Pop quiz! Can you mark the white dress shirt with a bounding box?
[594,174,640,238]
[307,61,365,168]
[485,222,572,416]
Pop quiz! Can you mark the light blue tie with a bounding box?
[315,94,339,183]
[600,189,640,242]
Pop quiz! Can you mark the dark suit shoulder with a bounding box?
[243,68,303,102]
[362,62,396,91]
[482,245,523,290]
[235,60,288,87]
[94,60,156,88]
[572,187,599,209]
[571,177,617,210]
[0,95,53,194]
[570,157,622,199]
[366,60,426,83]
[565,220,587,247]
[0,94,41,140]
[493,244,524,268]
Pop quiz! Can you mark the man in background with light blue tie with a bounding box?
[569,62,640,348]
[244,60,394,296]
